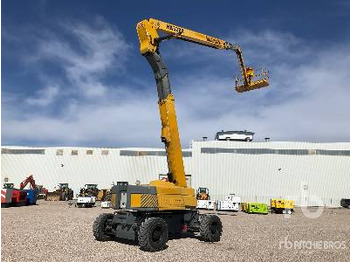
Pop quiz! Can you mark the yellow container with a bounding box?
[241,202,248,212]
[270,198,294,214]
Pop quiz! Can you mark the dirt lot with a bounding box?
[1,201,350,262]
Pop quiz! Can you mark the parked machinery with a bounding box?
[79,184,99,197]
[217,194,241,212]
[100,201,113,209]
[196,187,215,210]
[10,189,27,207]
[196,187,210,200]
[36,185,48,200]
[76,195,96,208]
[98,188,113,208]
[97,189,112,201]
[1,183,15,207]
[46,183,74,201]
[19,174,38,205]
[241,202,268,214]
[270,199,294,214]
[93,18,268,252]
[76,184,98,208]
[1,182,27,207]
[340,198,350,208]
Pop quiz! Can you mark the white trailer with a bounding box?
[101,201,113,208]
[217,194,241,211]
[196,200,216,210]
[76,196,96,208]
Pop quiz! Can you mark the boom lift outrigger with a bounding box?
[93,18,269,252]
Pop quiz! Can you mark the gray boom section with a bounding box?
[145,52,171,101]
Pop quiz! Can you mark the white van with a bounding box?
[215,130,254,141]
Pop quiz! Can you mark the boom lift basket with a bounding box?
[235,67,269,93]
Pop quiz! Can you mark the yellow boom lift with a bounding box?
[93,18,269,252]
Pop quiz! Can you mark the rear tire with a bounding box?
[200,215,222,242]
[138,217,168,252]
[93,213,114,241]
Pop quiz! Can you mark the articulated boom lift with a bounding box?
[19,175,36,190]
[93,18,269,252]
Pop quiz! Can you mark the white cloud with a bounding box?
[33,17,130,98]
[172,41,350,143]
[26,86,59,106]
[2,25,350,146]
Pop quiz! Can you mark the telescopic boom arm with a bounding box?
[136,18,269,188]
[137,18,269,92]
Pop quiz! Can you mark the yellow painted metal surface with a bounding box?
[130,193,158,208]
[130,194,141,208]
[150,180,196,210]
[140,194,158,208]
[271,198,295,209]
[157,194,185,210]
[111,193,117,207]
[241,202,248,212]
[136,18,269,93]
[136,19,159,54]
[270,199,276,208]
[158,94,187,188]
[149,18,227,50]
[136,17,269,191]
[135,18,269,213]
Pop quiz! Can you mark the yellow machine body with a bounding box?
[130,181,196,210]
[93,18,269,251]
[111,18,269,213]
[110,180,196,211]
[270,198,295,214]
[271,198,295,209]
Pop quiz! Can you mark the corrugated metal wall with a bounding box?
[191,141,350,206]
[1,141,350,206]
[1,147,192,197]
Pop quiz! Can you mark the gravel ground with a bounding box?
[2,200,350,262]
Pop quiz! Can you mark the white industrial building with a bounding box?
[2,141,350,206]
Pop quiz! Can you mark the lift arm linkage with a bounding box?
[136,18,269,189]
[20,174,36,190]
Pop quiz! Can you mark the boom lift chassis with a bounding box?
[93,18,269,252]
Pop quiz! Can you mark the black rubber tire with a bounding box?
[200,215,222,242]
[93,213,114,241]
[138,217,168,252]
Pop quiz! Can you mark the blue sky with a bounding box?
[2,0,350,147]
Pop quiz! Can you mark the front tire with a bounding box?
[138,217,168,252]
[200,215,222,242]
[93,213,114,241]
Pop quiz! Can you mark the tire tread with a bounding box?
[200,214,222,242]
[93,213,113,241]
[138,217,168,252]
